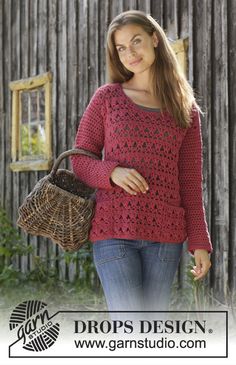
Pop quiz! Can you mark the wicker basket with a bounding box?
[17,148,100,252]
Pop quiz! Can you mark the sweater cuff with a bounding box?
[104,161,120,190]
[188,244,213,255]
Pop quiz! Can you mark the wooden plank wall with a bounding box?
[0,0,235,304]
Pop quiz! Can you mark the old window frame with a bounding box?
[9,71,53,172]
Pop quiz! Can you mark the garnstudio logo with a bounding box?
[9,300,60,352]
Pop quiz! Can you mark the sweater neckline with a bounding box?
[117,82,162,113]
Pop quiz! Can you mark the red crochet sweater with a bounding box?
[71,83,213,254]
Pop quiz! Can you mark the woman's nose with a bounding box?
[126,46,136,57]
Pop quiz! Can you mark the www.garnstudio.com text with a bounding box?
[73,319,208,351]
[74,337,206,351]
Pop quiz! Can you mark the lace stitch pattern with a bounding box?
[71,83,212,253]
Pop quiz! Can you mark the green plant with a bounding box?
[0,206,33,274]
[21,123,45,158]
[0,207,32,258]
[0,206,105,311]
[170,256,210,312]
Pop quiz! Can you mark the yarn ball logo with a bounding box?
[9,300,60,352]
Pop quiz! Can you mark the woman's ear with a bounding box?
[152,31,159,48]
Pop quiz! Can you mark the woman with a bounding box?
[71,10,212,318]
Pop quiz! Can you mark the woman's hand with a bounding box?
[191,249,212,281]
[110,166,149,195]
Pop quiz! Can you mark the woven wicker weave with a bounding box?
[17,149,100,252]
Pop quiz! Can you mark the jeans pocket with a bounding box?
[158,243,183,262]
[93,239,126,266]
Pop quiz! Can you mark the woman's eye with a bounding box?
[117,39,141,52]
[117,47,124,52]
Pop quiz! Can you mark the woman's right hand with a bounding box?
[110,166,149,195]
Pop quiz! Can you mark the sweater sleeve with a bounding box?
[178,108,213,254]
[70,86,120,190]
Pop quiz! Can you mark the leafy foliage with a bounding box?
[0,206,33,270]
[21,123,46,158]
[170,256,209,311]
[0,206,104,310]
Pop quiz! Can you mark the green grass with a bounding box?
[0,279,107,326]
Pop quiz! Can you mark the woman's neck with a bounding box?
[126,74,154,96]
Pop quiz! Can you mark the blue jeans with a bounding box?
[92,239,183,320]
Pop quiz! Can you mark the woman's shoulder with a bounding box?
[88,83,121,110]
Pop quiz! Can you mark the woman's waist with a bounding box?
[95,187,182,209]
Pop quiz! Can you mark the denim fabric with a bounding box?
[92,239,183,321]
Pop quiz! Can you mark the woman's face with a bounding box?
[114,24,158,73]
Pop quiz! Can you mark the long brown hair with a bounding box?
[105,10,202,128]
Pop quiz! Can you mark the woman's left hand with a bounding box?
[191,249,212,281]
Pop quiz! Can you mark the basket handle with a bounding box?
[49,148,100,179]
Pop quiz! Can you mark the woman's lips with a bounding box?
[129,58,142,66]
